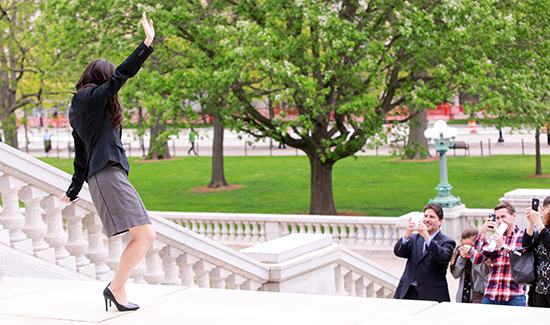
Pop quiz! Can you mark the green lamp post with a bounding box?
[424,120,462,208]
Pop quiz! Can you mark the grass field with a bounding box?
[40,155,550,217]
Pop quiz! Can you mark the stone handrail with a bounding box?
[0,141,398,297]
[153,211,406,257]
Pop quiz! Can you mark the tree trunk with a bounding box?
[147,109,171,160]
[207,114,229,188]
[536,128,542,175]
[1,114,18,148]
[308,156,337,215]
[405,107,431,160]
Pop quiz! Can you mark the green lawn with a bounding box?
[40,155,550,217]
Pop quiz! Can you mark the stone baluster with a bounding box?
[205,220,213,239]
[330,224,339,243]
[63,204,95,277]
[313,223,322,235]
[41,195,75,270]
[372,283,383,298]
[334,265,349,296]
[240,280,262,291]
[183,219,191,230]
[227,221,236,241]
[298,222,306,234]
[235,221,244,241]
[366,281,376,298]
[305,222,314,234]
[198,220,206,237]
[320,223,329,236]
[193,260,215,288]
[187,220,195,232]
[281,222,290,236]
[349,225,357,244]
[210,267,231,289]
[106,234,124,271]
[159,246,182,285]
[383,225,392,246]
[288,223,297,234]
[258,222,266,242]
[0,174,32,253]
[144,241,165,285]
[176,253,199,288]
[373,224,382,246]
[243,221,251,241]
[377,286,392,298]
[219,220,229,241]
[212,221,221,240]
[355,277,370,298]
[226,273,247,290]
[356,226,366,245]
[366,226,375,245]
[344,271,360,296]
[250,221,259,242]
[19,185,54,260]
[338,224,347,244]
[82,212,111,281]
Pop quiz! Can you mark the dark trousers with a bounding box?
[534,292,550,308]
[188,142,197,155]
[404,285,419,300]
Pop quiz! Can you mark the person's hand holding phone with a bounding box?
[481,216,496,235]
[459,245,471,258]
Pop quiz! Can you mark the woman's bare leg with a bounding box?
[108,223,155,305]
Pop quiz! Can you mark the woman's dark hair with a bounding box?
[75,59,123,129]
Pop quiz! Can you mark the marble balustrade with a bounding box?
[0,141,399,297]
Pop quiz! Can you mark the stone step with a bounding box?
[0,277,544,325]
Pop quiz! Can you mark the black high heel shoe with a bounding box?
[103,285,140,312]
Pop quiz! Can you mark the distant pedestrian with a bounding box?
[43,129,52,153]
[278,141,286,149]
[188,127,198,155]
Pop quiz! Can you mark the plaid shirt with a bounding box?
[471,225,526,302]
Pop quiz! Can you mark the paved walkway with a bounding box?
[0,276,545,325]
[13,123,550,159]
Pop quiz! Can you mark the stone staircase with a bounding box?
[0,141,399,298]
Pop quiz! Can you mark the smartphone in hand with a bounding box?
[532,198,540,212]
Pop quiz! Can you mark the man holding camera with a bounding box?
[393,203,456,302]
[471,201,527,306]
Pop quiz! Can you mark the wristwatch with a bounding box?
[500,244,510,252]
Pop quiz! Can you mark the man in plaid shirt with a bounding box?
[472,201,527,306]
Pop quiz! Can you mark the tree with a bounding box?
[150,0,236,187]
[0,1,48,147]
[222,0,479,214]
[466,0,550,175]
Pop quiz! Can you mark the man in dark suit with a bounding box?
[393,203,456,302]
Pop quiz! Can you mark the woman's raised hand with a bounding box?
[142,12,154,47]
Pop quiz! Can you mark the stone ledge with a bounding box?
[240,234,333,263]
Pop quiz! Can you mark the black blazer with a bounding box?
[66,42,154,200]
[393,231,456,302]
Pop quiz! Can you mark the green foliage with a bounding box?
[40,155,550,217]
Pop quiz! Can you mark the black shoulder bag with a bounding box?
[509,247,535,286]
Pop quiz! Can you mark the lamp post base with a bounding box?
[429,195,462,208]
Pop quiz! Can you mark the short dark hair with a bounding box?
[424,203,444,220]
[495,201,516,215]
[543,196,550,208]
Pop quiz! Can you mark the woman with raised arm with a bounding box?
[60,13,156,312]
[524,197,550,308]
